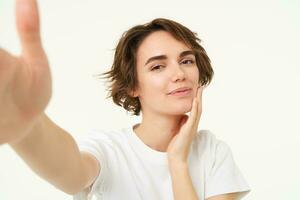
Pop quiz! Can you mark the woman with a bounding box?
[0,0,250,199]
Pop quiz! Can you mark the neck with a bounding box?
[133,112,184,152]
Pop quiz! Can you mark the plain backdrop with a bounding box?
[0,0,299,199]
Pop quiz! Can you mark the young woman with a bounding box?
[0,0,251,199]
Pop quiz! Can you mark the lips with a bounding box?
[168,87,192,95]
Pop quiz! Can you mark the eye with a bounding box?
[151,64,164,71]
[181,59,195,65]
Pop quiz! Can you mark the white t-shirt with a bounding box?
[73,124,251,200]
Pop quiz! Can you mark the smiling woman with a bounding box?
[0,0,251,200]
[98,18,213,116]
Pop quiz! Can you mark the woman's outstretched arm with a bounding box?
[10,113,100,195]
[1,0,100,195]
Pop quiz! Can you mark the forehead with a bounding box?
[136,31,192,63]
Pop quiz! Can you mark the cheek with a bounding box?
[138,78,166,98]
[146,75,167,90]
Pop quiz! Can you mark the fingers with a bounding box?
[15,0,44,61]
[186,94,198,130]
[187,85,204,132]
[0,49,17,80]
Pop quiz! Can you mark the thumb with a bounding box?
[15,0,45,61]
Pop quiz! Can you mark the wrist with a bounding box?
[168,159,189,171]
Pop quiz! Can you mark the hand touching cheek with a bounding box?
[167,85,205,165]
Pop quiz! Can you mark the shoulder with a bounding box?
[193,129,233,166]
[194,129,231,152]
[195,130,251,198]
[74,128,129,151]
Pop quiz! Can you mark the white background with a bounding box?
[0,0,299,199]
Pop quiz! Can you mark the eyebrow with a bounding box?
[144,50,195,66]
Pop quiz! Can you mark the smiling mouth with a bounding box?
[168,89,192,96]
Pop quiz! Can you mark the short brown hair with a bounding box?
[98,18,214,116]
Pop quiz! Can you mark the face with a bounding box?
[133,30,199,116]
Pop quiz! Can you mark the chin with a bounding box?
[168,103,193,115]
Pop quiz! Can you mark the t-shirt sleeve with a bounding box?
[73,131,110,200]
[205,140,251,199]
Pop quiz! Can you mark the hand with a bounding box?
[167,85,205,165]
[0,0,51,144]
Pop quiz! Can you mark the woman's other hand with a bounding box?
[167,85,205,165]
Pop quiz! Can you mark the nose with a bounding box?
[171,63,186,82]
